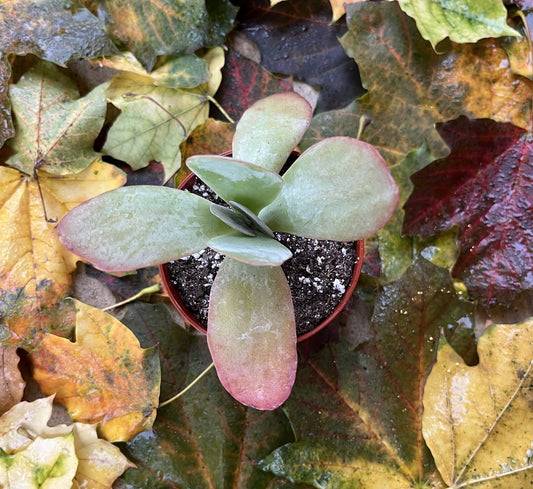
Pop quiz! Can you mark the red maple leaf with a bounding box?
[403,116,533,307]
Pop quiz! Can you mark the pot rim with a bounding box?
[159,154,364,342]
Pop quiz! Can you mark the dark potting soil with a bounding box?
[166,181,359,337]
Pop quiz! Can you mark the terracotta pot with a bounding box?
[159,155,364,342]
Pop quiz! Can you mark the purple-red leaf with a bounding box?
[403,117,533,307]
[216,47,294,121]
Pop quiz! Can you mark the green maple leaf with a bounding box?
[395,0,519,49]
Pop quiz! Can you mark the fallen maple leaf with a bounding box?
[30,300,160,442]
[102,47,225,182]
[403,117,533,307]
[0,396,133,488]
[0,346,25,414]
[0,160,126,349]
[6,61,108,176]
[423,318,533,487]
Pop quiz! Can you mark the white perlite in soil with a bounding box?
[166,182,359,337]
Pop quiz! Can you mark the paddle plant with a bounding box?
[57,92,399,410]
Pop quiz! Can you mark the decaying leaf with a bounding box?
[0,347,25,414]
[0,396,133,488]
[6,61,108,176]
[403,117,533,307]
[0,160,125,349]
[86,0,237,70]
[260,258,475,487]
[396,0,519,49]
[30,300,160,442]
[312,1,533,166]
[103,47,225,182]
[423,319,533,487]
[0,0,117,66]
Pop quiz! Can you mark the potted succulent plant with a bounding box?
[57,92,399,410]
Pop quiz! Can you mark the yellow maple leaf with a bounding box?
[0,160,126,349]
[423,319,533,487]
[30,300,160,443]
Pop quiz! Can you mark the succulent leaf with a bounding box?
[232,92,313,173]
[229,201,275,238]
[187,155,283,213]
[58,186,229,272]
[210,203,256,236]
[208,232,292,266]
[207,258,297,410]
[259,137,399,241]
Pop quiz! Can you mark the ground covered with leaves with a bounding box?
[0,0,532,488]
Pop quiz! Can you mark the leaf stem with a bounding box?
[205,94,235,124]
[159,362,215,407]
[101,284,161,311]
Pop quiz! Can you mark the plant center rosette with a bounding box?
[57,92,399,410]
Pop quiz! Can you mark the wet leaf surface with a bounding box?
[397,0,519,49]
[86,0,237,70]
[423,319,533,488]
[306,1,533,166]
[0,0,117,66]
[0,161,125,349]
[103,48,225,182]
[0,396,133,487]
[403,117,533,307]
[259,258,475,487]
[234,0,364,113]
[29,300,160,442]
[118,303,300,488]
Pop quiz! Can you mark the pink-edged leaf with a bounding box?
[232,92,312,173]
[207,257,297,410]
[403,117,533,307]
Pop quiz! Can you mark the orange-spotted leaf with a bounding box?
[0,160,126,349]
[30,300,160,442]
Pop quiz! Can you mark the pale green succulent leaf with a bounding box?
[210,203,256,236]
[58,186,228,272]
[232,92,312,173]
[207,258,297,410]
[259,137,399,241]
[208,233,292,266]
[187,155,283,213]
